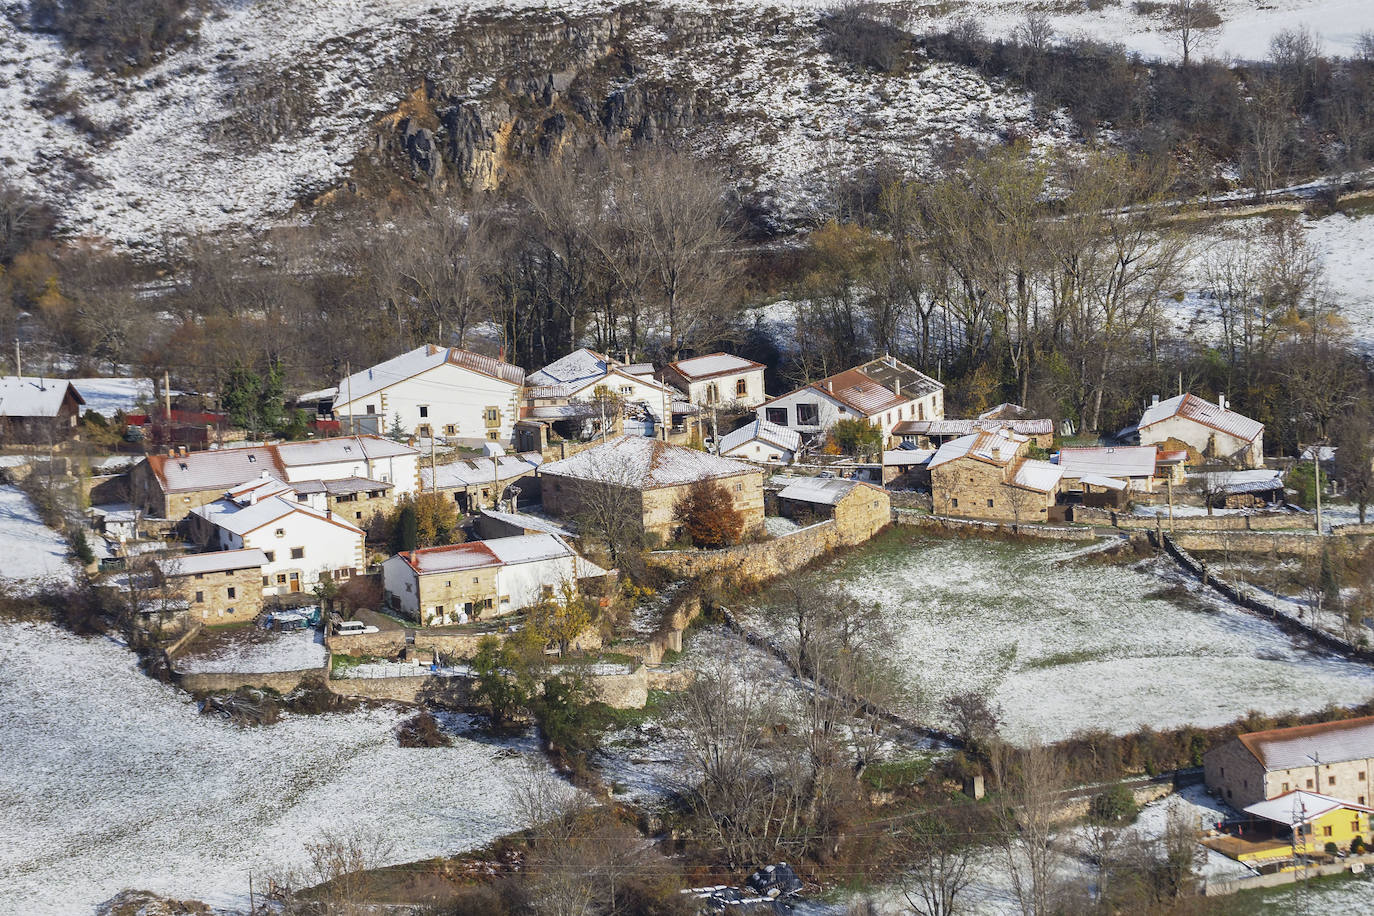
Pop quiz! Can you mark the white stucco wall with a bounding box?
[335,362,522,444]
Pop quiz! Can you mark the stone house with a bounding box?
[758,355,943,445]
[661,353,768,408]
[381,534,606,626]
[1136,393,1264,468]
[525,348,677,439]
[929,428,1064,523]
[475,508,575,540]
[1056,446,1160,495]
[774,477,891,539]
[289,477,395,527]
[1204,716,1374,810]
[420,452,544,513]
[332,345,526,445]
[156,548,268,624]
[538,435,765,545]
[895,404,1054,451]
[130,435,419,520]
[0,376,85,444]
[717,418,802,464]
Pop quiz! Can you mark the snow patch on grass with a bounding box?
[0,484,74,588]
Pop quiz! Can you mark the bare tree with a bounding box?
[1013,12,1055,54]
[901,811,983,916]
[998,742,1064,916]
[277,825,396,914]
[1162,0,1221,65]
[1335,402,1374,523]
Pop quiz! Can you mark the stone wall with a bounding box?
[325,665,653,709]
[647,519,844,581]
[1169,529,1374,557]
[169,565,265,624]
[1074,506,1317,532]
[176,667,320,694]
[887,490,932,511]
[326,623,602,661]
[1203,853,1374,897]
[893,510,1099,542]
[931,455,1056,523]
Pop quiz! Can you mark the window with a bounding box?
[951,498,958,507]
[487,431,498,441]
[418,424,432,438]
[226,587,236,599]
[419,405,429,418]
[1361,796,1367,805]
[194,591,204,603]
[766,407,787,425]
[277,574,287,584]
[705,383,719,404]
[987,499,994,507]
[796,403,819,426]
[1324,825,1334,837]
[247,454,257,463]
[735,378,748,397]
[472,576,479,584]
[264,551,275,562]
[1355,821,1362,832]
[355,511,362,520]
[734,483,743,492]
[1283,782,1290,792]
[226,607,234,615]
[296,493,308,503]
[918,403,925,421]
[262,576,269,587]
[1307,778,1315,788]
[366,404,376,414]
[445,581,452,588]
[275,528,285,538]
[291,547,304,560]
[1361,772,1367,781]
[619,385,633,396]
[1219,767,1224,776]
[1330,775,1338,786]
[194,572,204,580]
[445,424,456,435]
[484,407,500,427]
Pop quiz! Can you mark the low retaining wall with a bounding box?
[648,520,844,580]
[1203,852,1374,897]
[1075,507,1313,532]
[324,666,655,709]
[326,624,601,660]
[893,510,1100,542]
[1169,529,1374,557]
[176,667,320,694]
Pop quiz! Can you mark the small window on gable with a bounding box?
[472,576,479,584]
[247,455,256,464]
[227,587,236,599]
[275,528,285,538]
[419,405,429,418]
[291,547,304,560]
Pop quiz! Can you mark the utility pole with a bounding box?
[163,369,171,422]
[1314,442,1324,535]
[249,872,255,915]
[343,360,353,436]
[12,338,19,377]
[1166,474,1175,531]
[430,435,437,495]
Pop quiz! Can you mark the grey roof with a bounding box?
[421,452,543,489]
[479,509,576,538]
[158,548,269,577]
[1139,393,1263,443]
[719,419,802,456]
[776,476,864,506]
[540,436,757,488]
[1238,716,1374,770]
[0,376,84,418]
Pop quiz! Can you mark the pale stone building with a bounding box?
[662,353,768,408]
[774,477,891,541]
[538,435,765,545]
[156,548,268,624]
[1136,393,1264,468]
[929,428,1063,523]
[1205,717,1374,810]
[758,355,943,444]
[717,418,802,464]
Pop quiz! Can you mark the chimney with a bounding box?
[825,380,832,392]
[1151,394,1159,407]
[895,380,901,397]
[1218,393,1227,410]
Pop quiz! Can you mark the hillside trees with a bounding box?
[31,0,199,71]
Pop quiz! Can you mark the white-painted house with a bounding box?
[717,418,803,463]
[381,534,606,626]
[190,490,366,596]
[333,345,526,445]
[1136,393,1264,469]
[526,348,676,437]
[662,353,767,408]
[758,356,943,443]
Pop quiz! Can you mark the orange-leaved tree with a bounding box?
[674,479,744,548]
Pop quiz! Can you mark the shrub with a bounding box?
[396,711,452,748]
[1351,836,1366,854]
[31,0,200,72]
[831,417,884,456]
[820,1,910,73]
[674,479,744,548]
[1088,783,1139,824]
[1325,841,1340,857]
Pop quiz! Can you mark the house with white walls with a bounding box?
[381,534,607,626]
[757,355,943,445]
[1135,393,1265,468]
[662,353,768,408]
[332,345,526,445]
[717,418,803,464]
[525,348,676,437]
[189,488,366,596]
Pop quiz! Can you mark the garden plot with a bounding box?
[0,621,543,915]
[176,625,328,674]
[746,532,1374,743]
[0,484,75,589]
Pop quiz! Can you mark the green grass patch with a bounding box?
[861,754,934,792]
[593,689,674,730]
[330,654,381,674]
[1025,647,1114,669]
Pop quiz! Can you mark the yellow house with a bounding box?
[1244,791,1374,858]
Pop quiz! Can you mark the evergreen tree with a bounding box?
[393,502,419,553]
[221,366,262,432]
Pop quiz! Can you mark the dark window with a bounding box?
[194,591,204,603]
[766,407,787,425]
[419,405,428,418]
[264,551,274,562]
[290,547,304,560]
[735,379,748,397]
[796,403,819,426]
[366,404,376,414]
[951,498,958,507]
[226,587,236,599]
[987,499,994,507]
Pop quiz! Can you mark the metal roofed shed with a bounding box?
[776,476,862,506]
[158,548,269,577]
[668,353,765,380]
[1243,791,1374,828]
[477,508,576,539]
[1237,716,1374,771]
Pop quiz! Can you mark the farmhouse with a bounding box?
[662,353,767,408]
[1204,716,1374,809]
[381,534,607,626]
[1056,446,1159,494]
[420,452,544,512]
[0,376,85,444]
[928,428,1063,523]
[155,549,268,623]
[717,418,802,464]
[526,348,676,438]
[1136,393,1264,468]
[758,356,943,443]
[538,435,765,544]
[189,490,366,596]
[1244,791,1374,857]
[773,477,891,541]
[332,345,526,444]
[129,435,419,519]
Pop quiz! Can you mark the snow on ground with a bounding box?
[0,484,74,588]
[0,621,544,914]
[748,531,1374,743]
[176,626,328,674]
[69,377,159,417]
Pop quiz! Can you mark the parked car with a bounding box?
[335,620,379,636]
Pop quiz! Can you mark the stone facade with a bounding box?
[1203,739,1272,809]
[832,484,892,542]
[166,565,265,624]
[931,455,1056,523]
[543,469,765,546]
[407,565,501,625]
[1206,736,1374,809]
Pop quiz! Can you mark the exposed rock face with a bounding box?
[96,890,213,916]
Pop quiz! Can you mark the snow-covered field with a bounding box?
[69,377,157,417]
[749,532,1374,743]
[0,484,74,588]
[177,627,328,674]
[0,621,543,914]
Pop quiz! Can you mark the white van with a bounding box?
[335,620,379,636]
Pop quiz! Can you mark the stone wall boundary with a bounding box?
[175,667,319,694]
[646,519,844,579]
[1202,853,1374,897]
[892,510,1100,542]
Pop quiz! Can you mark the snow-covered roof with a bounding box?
[159,549,269,577]
[719,418,802,456]
[1057,446,1158,480]
[1011,458,1064,493]
[883,449,934,467]
[528,363,675,401]
[894,417,1054,437]
[0,376,84,418]
[1245,791,1373,827]
[295,386,337,404]
[1138,394,1263,443]
[399,541,501,574]
[290,476,393,496]
[1076,474,1128,491]
[335,345,523,406]
[929,428,1028,470]
[1194,469,1284,495]
[764,355,941,418]
[978,403,1036,421]
[192,494,363,537]
[668,353,765,381]
[483,533,574,566]
[70,377,156,417]
[421,452,543,489]
[1301,445,1336,462]
[1235,715,1374,770]
[479,508,575,538]
[527,348,613,388]
[540,436,758,489]
[776,477,866,506]
[146,436,418,493]
[224,474,296,505]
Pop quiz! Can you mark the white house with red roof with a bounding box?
[381,534,606,625]
[1136,393,1264,468]
[333,345,526,445]
[662,353,767,408]
[756,355,943,443]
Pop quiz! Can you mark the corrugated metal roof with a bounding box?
[421,452,543,489]
[479,509,575,537]
[0,376,85,418]
[883,449,934,466]
[776,477,861,506]
[1194,469,1284,495]
[929,429,1029,470]
[159,548,268,577]
[483,533,573,565]
[719,419,802,456]
[527,348,611,388]
[540,435,757,488]
[669,353,764,381]
[763,356,942,419]
[1138,393,1263,443]
[894,417,1054,437]
[1244,791,1373,826]
[401,541,501,574]
[148,436,417,493]
[1057,446,1158,480]
[1075,474,1128,491]
[1011,458,1063,493]
[1237,716,1374,770]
